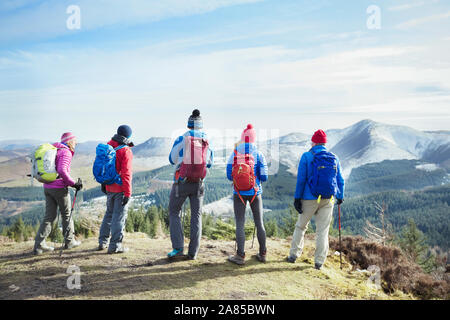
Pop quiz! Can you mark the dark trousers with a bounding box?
[233,194,266,256]
[169,181,204,257]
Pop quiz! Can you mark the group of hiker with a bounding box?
[31,109,345,270]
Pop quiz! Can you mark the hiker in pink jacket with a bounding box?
[33,132,83,255]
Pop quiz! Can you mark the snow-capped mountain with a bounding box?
[329,120,450,177]
[256,119,450,178]
[132,137,173,158]
[1,120,448,186]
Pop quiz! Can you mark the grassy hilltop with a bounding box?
[0,233,415,300]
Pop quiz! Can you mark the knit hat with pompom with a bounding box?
[187,109,203,129]
[241,124,256,144]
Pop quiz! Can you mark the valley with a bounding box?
[1,119,449,252]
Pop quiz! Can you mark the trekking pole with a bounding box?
[251,222,256,249]
[338,204,342,270]
[59,179,81,257]
[181,202,185,238]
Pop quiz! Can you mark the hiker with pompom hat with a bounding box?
[98,125,134,254]
[227,124,268,265]
[33,132,83,255]
[167,109,214,260]
[287,129,345,270]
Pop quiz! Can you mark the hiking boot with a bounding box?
[228,254,245,265]
[314,263,322,270]
[255,252,267,263]
[64,239,81,250]
[187,253,197,260]
[97,244,107,251]
[38,243,55,252]
[33,243,54,255]
[108,246,129,254]
[286,256,296,263]
[167,248,184,258]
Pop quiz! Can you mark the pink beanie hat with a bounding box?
[241,124,256,144]
[61,132,76,144]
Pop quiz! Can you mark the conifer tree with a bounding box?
[396,218,436,272]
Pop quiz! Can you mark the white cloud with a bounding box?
[1,42,449,114]
[395,10,450,29]
[1,21,450,140]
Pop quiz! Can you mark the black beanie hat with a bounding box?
[117,125,132,138]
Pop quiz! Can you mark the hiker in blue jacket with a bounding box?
[226,124,269,265]
[167,109,213,260]
[287,129,345,270]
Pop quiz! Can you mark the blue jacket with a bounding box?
[226,142,268,196]
[169,130,214,180]
[294,145,345,200]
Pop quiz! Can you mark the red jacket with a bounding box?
[105,140,133,197]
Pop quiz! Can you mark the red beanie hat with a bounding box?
[312,129,327,144]
[241,124,256,144]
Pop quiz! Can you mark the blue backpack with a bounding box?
[308,149,338,199]
[92,144,127,185]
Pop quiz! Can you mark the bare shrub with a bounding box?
[330,236,449,299]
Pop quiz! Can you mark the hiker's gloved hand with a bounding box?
[101,184,107,194]
[294,198,302,214]
[122,196,130,207]
[72,180,83,191]
[337,198,344,205]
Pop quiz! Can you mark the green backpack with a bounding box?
[31,143,60,183]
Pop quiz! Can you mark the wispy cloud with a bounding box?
[396,10,450,29]
[0,0,263,42]
[388,1,437,12]
[1,39,449,139]
[0,0,449,140]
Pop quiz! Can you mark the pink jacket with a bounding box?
[44,142,76,189]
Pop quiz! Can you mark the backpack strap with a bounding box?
[249,185,259,204]
[114,145,127,151]
[236,189,246,206]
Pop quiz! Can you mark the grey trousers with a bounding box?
[169,181,204,257]
[98,192,128,251]
[34,187,74,248]
[233,194,266,257]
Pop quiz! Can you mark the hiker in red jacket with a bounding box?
[98,125,134,254]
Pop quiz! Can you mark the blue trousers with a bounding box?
[98,192,128,251]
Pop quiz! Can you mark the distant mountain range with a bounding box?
[132,137,173,157]
[0,140,44,151]
[329,120,450,176]
[0,119,449,182]
[258,119,450,177]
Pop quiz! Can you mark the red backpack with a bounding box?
[232,149,259,205]
[178,136,209,182]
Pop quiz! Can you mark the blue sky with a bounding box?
[1,0,449,143]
